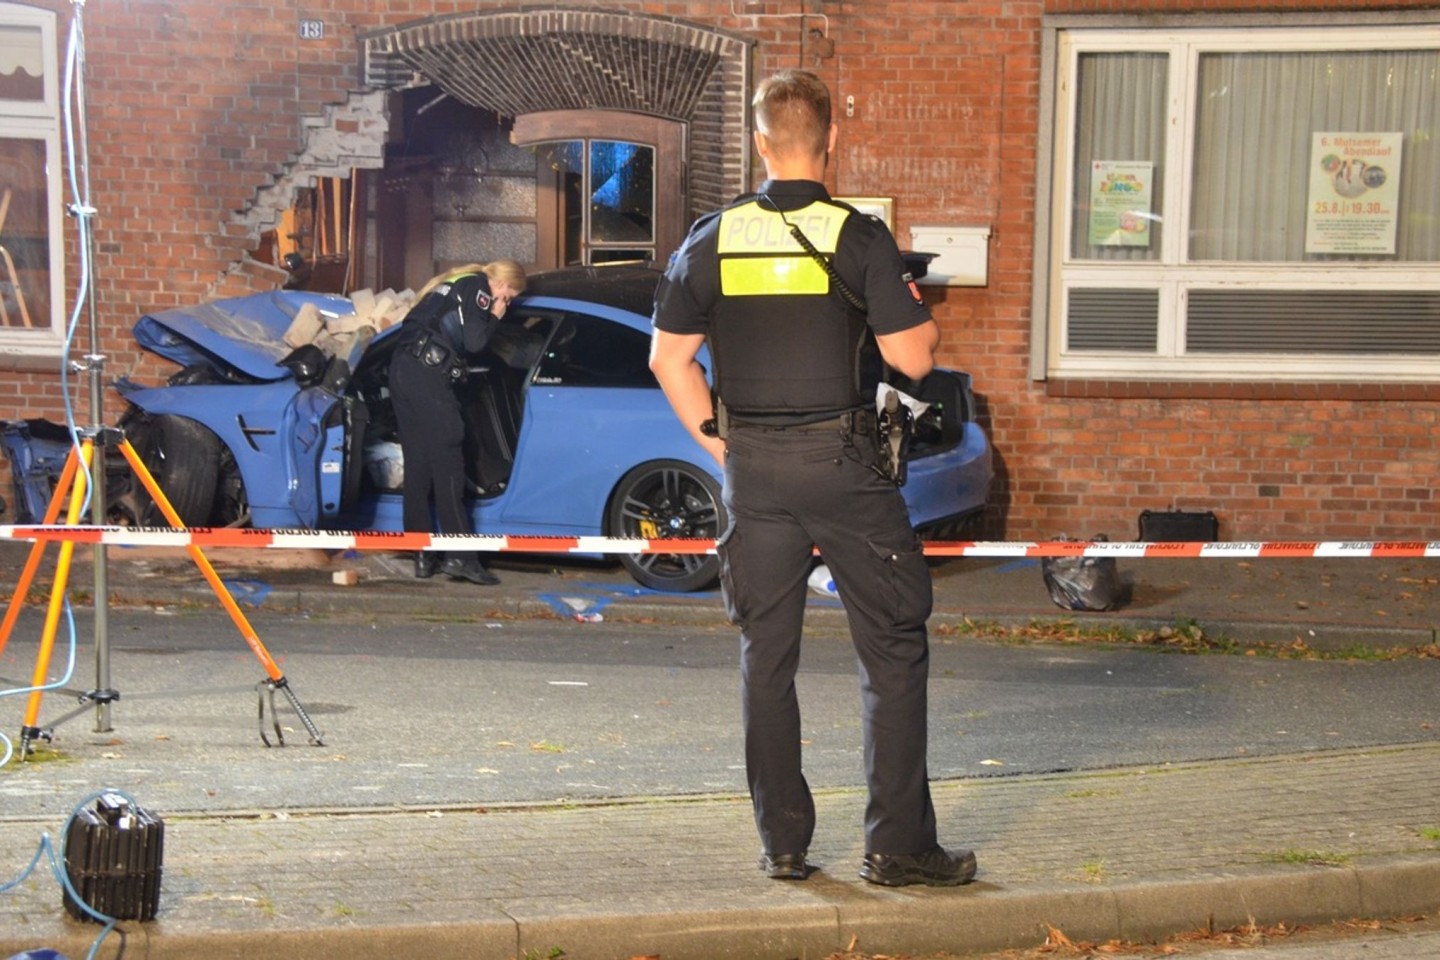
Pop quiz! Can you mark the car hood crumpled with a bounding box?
[132,290,356,382]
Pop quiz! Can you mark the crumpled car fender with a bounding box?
[116,380,322,527]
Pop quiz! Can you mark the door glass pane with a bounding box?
[0,136,48,327]
[1070,52,1168,261]
[589,140,653,245]
[533,313,658,388]
[537,141,584,264]
[591,248,651,264]
[0,24,44,102]
[1191,49,1440,263]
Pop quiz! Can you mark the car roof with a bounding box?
[521,263,662,318]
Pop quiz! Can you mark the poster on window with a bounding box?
[1088,161,1154,248]
[1304,133,1403,255]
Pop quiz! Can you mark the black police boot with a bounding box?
[859,845,977,887]
[414,551,438,579]
[439,554,500,586]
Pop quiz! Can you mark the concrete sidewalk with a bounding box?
[2,744,1437,959]
[0,542,1437,958]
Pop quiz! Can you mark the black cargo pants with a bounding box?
[388,345,470,537]
[718,420,937,857]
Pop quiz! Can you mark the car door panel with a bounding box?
[496,385,714,533]
[491,305,718,534]
[284,386,345,524]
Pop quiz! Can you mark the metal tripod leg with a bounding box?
[257,677,325,747]
[258,680,284,746]
[114,438,324,746]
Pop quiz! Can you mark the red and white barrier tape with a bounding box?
[2,525,1437,558]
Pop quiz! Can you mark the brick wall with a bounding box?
[4,0,1436,541]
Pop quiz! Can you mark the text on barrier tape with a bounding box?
[2,526,1438,557]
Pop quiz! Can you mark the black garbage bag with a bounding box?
[1041,535,1125,612]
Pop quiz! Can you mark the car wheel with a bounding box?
[607,459,725,593]
[115,413,222,526]
[213,444,249,526]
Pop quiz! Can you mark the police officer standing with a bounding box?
[389,260,526,585]
[650,70,975,887]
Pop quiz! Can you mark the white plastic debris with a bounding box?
[807,564,839,599]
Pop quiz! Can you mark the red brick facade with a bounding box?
[6,0,1437,541]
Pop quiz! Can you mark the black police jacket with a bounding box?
[706,192,878,415]
[396,273,500,359]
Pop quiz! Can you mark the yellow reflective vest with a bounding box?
[717,200,849,296]
[709,197,875,415]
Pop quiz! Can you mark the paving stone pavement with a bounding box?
[0,542,1438,958]
[2,743,1438,959]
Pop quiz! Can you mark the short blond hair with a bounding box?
[752,69,831,161]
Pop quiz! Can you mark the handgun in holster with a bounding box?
[878,388,913,486]
[700,394,729,440]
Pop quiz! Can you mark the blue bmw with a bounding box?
[3,265,992,592]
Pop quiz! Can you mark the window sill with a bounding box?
[1043,379,1440,401]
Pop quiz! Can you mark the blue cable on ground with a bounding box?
[0,788,139,960]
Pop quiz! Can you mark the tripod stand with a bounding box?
[0,427,325,755]
[0,0,320,757]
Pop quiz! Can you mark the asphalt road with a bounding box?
[2,605,1435,818]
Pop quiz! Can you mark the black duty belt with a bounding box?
[406,331,465,382]
[732,408,875,435]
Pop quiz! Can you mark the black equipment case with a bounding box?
[1138,509,1219,542]
[63,793,164,922]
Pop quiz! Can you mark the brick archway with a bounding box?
[360,8,753,217]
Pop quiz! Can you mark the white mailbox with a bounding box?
[907,225,990,287]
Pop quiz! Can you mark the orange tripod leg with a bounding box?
[0,442,85,660]
[114,438,284,681]
[116,438,323,744]
[17,442,93,757]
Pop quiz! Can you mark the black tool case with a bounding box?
[63,793,164,922]
[1138,509,1219,542]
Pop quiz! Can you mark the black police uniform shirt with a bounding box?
[653,179,931,413]
[398,272,501,359]
[444,273,502,356]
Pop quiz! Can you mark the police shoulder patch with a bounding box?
[903,273,924,304]
[474,289,492,311]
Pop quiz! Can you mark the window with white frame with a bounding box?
[0,3,62,354]
[1042,22,1440,382]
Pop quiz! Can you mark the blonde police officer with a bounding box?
[389,260,525,585]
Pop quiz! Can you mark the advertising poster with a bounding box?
[1304,132,1403,254]
[1088,160,1154,248]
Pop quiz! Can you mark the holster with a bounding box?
[701,395,730,440]
[877,389,913,486]
[409,332,465,382]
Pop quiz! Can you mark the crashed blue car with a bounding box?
[3,265,992,592]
